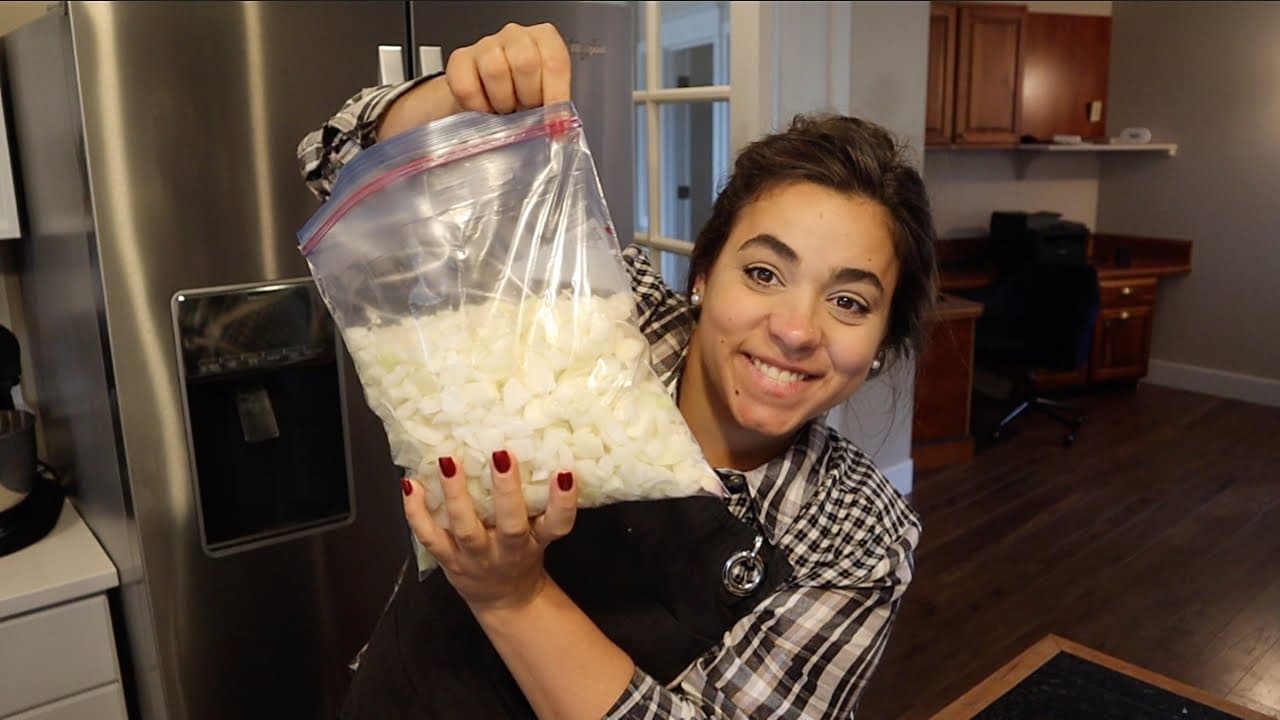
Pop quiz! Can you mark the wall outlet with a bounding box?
[1089,100,1104,123]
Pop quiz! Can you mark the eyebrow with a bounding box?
[737,233,885,294]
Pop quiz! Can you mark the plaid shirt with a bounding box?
[298,82,922,720]
[297,79,435,201]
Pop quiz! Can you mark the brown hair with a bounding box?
[688,114,938,365]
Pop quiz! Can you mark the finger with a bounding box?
[500,26,544,110]
[533,469,578,547]
[438,455,487,552]
[529,23,571,105]
[489,449,531,547]
[445,46,494,113]
[401,476,454,561]
[473,37,518,113]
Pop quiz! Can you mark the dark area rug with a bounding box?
[976,651,1247,720]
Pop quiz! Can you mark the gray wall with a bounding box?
[839,1,929,493]
[771,1,930,494]
[1098,2,1280,391]
[927,152,1102,238]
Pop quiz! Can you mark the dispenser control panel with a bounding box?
[172,280,354,556]
[175,282,336,380]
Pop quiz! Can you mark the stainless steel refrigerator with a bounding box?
[4,2,631,718]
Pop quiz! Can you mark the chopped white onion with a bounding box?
[344,291,722,570]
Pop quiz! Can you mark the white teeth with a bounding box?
[751,357,805,383]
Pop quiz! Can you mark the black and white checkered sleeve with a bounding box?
[619,245,695,381]
[295,76,436,202]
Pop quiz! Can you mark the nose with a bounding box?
[767,298,822,355]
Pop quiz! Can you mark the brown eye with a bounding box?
[831,294,869,315]
[745,266,778,285]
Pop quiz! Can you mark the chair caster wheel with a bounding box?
[1063,433,1076,447]
[1072,416,1085,429]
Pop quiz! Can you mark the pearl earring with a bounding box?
[869,353,885,376]
[690,290,702,306]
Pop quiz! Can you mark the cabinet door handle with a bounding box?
[1121,286,1133,296]
[1119,311,1131,321]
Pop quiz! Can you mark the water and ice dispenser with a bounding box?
[173,280,353,555]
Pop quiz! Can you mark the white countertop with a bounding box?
[0,500,119,620]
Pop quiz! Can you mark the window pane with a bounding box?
[659,1,730,89]
[656,98,728,293]
[631,1,646,90]
[660,250,692,292]
[658,100,729,243]
[634,103,648,237]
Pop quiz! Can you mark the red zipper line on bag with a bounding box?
[301,115,581,255]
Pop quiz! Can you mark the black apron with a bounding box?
[340,494,792,719]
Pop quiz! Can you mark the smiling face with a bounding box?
[679,181,900,468]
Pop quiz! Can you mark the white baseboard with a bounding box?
[1144,360,1280,408]
[880,458,914,497]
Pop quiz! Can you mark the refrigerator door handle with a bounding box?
[418,45,444,77]
[378,45,406,85]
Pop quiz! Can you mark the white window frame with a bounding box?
[632,1,775,271]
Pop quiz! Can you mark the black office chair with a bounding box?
[961,261,1101,447]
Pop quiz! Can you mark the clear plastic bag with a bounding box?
[297,102,721,573]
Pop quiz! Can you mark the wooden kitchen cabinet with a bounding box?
[955,4,1027,144]
[913,294,984,469]
[926,3,958,145]
[1020,13,1112,141]
[927,3,1027,146]
[1034,279,1158,387]
[927,6,1117,146]
[1090,281,1156,382]
[1033,273,1155,388]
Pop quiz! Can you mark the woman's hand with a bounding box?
[402,450,579,612]
[406,454,632,720]
[377,22,572,140]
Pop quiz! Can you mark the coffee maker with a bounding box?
[0,324,63,557]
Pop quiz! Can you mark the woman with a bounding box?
[299,22,933,720]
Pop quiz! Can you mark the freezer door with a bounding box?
[411,1,635,248]
[8,2,413,718]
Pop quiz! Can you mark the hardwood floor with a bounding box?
[859,384,1280,719]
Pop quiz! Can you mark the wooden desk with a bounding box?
[937,233,1193,291]
[913,293,984,470]
[910,233,1193,469]
[937,264,998,291]
[934,233,1192,389]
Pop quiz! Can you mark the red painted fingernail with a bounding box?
[557,471,574,492]
[401,477,412,496]
[492,450,511,474]
[438,456,456,478]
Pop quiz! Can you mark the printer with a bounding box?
[989,211,1090,270]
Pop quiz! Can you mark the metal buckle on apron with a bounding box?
[722,534,766,597]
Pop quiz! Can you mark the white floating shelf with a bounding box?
[1016,142,1178,157]
[925,141,1180,179]
[926,142,1178,157]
